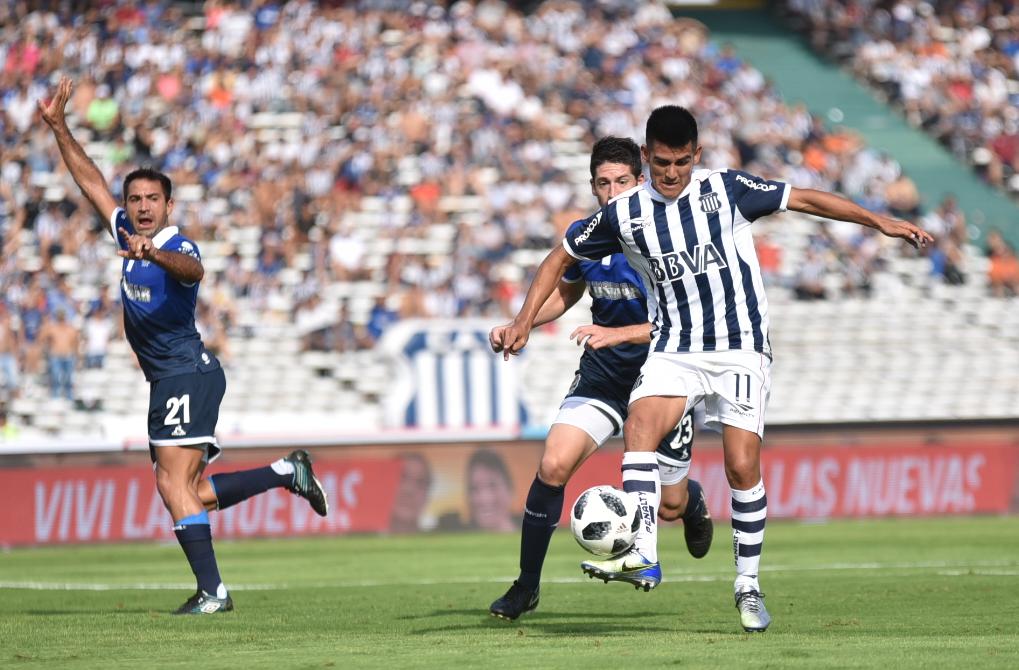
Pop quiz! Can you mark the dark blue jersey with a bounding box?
[110,208,220,381]
[562,240,650,387]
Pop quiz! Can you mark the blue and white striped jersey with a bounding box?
[563,169,790,357]
[109,208,220,381]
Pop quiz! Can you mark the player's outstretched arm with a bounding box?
[493,245,578,360]
[38,76,118,227]
[570,322,652,350]
[787,188,934,248]
[533,279,586,328]
[118,228,204,284]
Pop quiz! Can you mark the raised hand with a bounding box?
[38,76,73,130]
[117,227,157,261]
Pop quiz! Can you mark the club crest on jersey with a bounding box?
[699,191,721,213]
[648,242,727,282]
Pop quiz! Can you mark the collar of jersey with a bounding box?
[644,170,710,204]
[151,226,180,249]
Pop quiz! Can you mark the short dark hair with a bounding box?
[645,105,698,151]
[123,167,173,201]
[590,136,642,180]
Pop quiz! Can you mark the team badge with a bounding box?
[699,191,721,213]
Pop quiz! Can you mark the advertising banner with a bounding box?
[0,458,402,546]
[1,440,1016,546]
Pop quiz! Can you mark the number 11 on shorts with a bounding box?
[733,373,751,402]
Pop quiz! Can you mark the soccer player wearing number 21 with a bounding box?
[39,76,329,615]
[498,105,933,632]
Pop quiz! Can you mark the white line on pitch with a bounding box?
[1,559,1015,591]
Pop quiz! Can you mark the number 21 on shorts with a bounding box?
[164,394,191,426]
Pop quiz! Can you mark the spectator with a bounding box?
[794,248,829,300]
[366,295,399,343]
[82,299,114,369]
[0,305,21,398]
[39,309,79,401]
[986,229,1019,297]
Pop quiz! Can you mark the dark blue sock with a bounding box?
[209,466,291,510]
[518,475,564,589]
[682,479,707,523]
[173,511,223,596]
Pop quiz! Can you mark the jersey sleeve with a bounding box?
[563,208,621,261]
[166,236,202,286]
[110,208,134,250]
[169,236,202,261]
[727,170,791,222]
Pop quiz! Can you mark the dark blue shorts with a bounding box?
[147,367,226,464]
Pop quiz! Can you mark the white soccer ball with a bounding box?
[570,485,640,557]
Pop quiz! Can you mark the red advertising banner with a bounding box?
[561,442,1019,523]
[0,458,402,546]
[1,441,1016,546]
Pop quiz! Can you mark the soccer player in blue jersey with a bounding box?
[488,137,713,621]
[40,77,328,615]
[497,106,933,632]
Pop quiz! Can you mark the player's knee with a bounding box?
[537,454,573,487]
[724,457,760,489]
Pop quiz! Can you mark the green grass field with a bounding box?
[2,516,1017,669]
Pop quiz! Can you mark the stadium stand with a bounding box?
[782,0,1019,195]
[1,0,1017,445]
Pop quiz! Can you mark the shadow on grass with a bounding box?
[406,609,712,635]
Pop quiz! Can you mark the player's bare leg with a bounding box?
[722,425,771,631]
[155,444,232,614]
[491,424,598,620]
[581,396,686,590]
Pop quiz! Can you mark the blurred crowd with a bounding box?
[0,0,994,406]
[784,0,1019,193]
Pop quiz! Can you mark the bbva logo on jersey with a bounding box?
[648,242,727,282]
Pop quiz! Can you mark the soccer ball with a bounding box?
[570,485,640,557]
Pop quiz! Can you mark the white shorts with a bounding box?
[630,350,772,438]
[552,397,622,447]
[553,398,695,478]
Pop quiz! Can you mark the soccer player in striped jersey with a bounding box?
[40,77,328,615]
[488,137,713,621]
[498,106,933,632]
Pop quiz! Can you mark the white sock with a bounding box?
[270,459,295,476]
[622,451,660,563]
[731,479,766,593]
